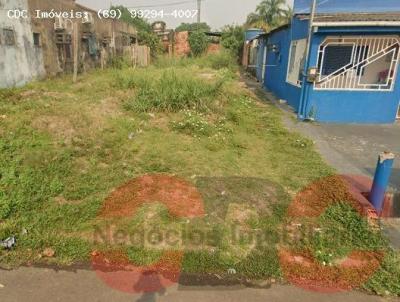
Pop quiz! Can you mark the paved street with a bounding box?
[0,266,394,302]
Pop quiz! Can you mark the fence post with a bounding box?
[369,152,395,213]
[73,22,79,83]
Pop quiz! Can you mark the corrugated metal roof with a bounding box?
[297,13,400,23]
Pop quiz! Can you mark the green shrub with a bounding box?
[221,25,245,61]
[188,31,209,57]
[138,31,163,57]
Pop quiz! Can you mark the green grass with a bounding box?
[2,54,398,296]
[299,203,387,264]
[287,202,400,296]
[365,251,400,296]
[154,51,238,72]
[119,68,225,112]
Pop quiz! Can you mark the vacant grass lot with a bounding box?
[0,53,398,296]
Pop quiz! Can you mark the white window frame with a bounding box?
[286,39,307,87]
[315,36,400,92]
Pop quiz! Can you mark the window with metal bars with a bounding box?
[315,36,400,91]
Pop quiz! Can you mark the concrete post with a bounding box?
[369,152,395,213]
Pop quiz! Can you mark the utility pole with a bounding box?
[298,0,317,119]
[304,0,317,68]
[197,0,201,23]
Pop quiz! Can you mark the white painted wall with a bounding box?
[361,53,393,84]
[0,0,45,88]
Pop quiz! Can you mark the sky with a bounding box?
[77,0,294,30]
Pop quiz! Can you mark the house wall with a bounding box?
[1,0,138,88]
[0,0,45,88]
[255,37,267,82]
[263,14,400,124]
[27,0,137,76]
[304,30,400,124]
[28,0,76,76]
[263,18,309,110]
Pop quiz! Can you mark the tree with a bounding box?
[138,31,163,57]
[188,31,209,57]
[221,25,245,61]
[111,5,162,57]
[246,0,292,30]
[175,22,211,32]
[246,13,271,32]
[281,6,294,25]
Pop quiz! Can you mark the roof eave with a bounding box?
[313,21,400,27]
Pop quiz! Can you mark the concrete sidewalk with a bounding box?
[0,267,393,302]
[246,78,400,190]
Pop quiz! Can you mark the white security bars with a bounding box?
[315,36,400,91]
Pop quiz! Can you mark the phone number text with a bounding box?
[129,9,198,19]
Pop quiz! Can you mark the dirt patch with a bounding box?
[148,113,170,131]
[279,249,383,293]
[20,90,38,98]
[93,174,204,294]
[91,97,122,118]
[87,97,123,130]
[32,115,76,143]
[287,175,363,219]
[43,91,76,101]
[281,174,383,293]
[99,174,205,219]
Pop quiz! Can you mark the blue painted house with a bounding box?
[259,0,400,124]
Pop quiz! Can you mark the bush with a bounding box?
[138,31,163,58]
[188,31,209,57]
[121,69,225,112]
[221,25,245,61]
